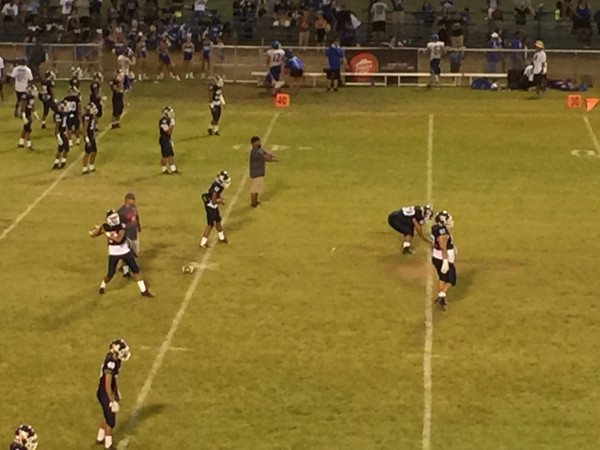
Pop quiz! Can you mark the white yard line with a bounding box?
[583,116,600,155]
[0,112,128,243]
[117,111,281,450]
[422,113,435,450]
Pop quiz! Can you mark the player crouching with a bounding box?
[53,100,70,169]
[96,339,130,450]
[82,102,99,174]
[89,210,154,297]
[10,424,38,450]
[431,210,457,311]
[18,84,39,150]
[208,75,225,136]
[200,170,230,248]
[388,204,433,254]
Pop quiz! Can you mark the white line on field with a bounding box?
[422,113,434,450]
[583,116,600,156]
[117,111,281,450]
[0,112,128,243]
[140,346,190,352]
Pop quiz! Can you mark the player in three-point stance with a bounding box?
[52,99,70,170]
[39,70,56,129]
[200,171,230,248]
[82,102,99,174]
[89,209,154,297]
[95,338,131,450]
[388,205,433,254]
[431,210,457,311]
[159,106,181,174]
[208,75,224,136]
[10,424,38,450]
[18,84,39,150]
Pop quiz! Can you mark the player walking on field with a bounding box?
[118,192,142,277]
[423,33,445,88]
[431,210,457,311]
[200,171,230,248]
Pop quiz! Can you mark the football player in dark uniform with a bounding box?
[64,85,82,146]
[95,339,131,450]
[90,72,105,130]
[109,69,125,129]
[159,106,181,174]
[10,424,38,450]
[39,70,56,129]
[200,171,230,248]
[89,209,154,297]
[388,205,433,254]
[431,210,456,311]
[82,102,99,175]
[208,75,224,136]
[52,100,70,170]
[18,84,38,150]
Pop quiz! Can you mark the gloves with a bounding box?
[109,401,120,413]
[56,134,63,146]
[22,114,28,124]
[441,259,449,274]
[85,136,90,144]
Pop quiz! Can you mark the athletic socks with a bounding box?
[96,428,105,442]
[104,435,112,449]
[403,242,411,249]
[170,164,177,172]
[123,265,130,275]
[100,281,107,289]
[26,140,32,149]
[162,165,168,173]
[18,138,24,147]
[137,280,147,292]
[89,164,95,172]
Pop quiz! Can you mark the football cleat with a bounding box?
[141,290,154,298]
[110,338,131,361]
[402,246,414,255]
[434,297,448,311]
[207,128,213,135]
[99,287,105,294]
[219,238,229,244]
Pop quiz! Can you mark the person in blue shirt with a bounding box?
[284,49,305,89]
[485,32,503,73]
[326,38,346,92]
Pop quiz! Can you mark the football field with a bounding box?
[1,83,600,449]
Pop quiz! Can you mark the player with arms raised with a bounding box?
[159,106,181,174]
[82,102,99,174]
[266,40,285,95]
[89,209,154,297]
[39,70,56,129]
[200,171,230,248]
[388,204,433,254]
[10,424,38,450]
[95,339,130,450]
[431,210,457,311]
[18,84,38,150]
[208,75,225,136]
[424,33,445,88]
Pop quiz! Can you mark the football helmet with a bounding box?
[284,49,293,59]
[435,210,454,228]
[109,338,131,361]
[70,66,82,79]
[67,85,80,96]
[423,205,434,221]
[57,99,68,113]
[14,424,38,450]
[86,102,99,115]
[214,75,224,88]
[44,69,56,81]
[271,40,281,49]
[93,71,104,82]
[431,33,439,41]
[162,106,175,119]
[105,209,121,226]
[27,84,38,97]
[216,170,231,188]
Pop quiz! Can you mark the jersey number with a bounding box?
[402,206,415,216]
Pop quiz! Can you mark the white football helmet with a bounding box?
[105,209,120,226]
[214,75,224,88]
[93,71,104,82]
[110,338,131,361]
[162,106,175,119]
[216,170,231,188]
[86,102,99,115]
[422,204,434,221]
[27,84,38,97]
[435,210,454,228]
[14,424,38,450]
[44,69,56,81]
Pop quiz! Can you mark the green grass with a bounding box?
[1,82,600,449]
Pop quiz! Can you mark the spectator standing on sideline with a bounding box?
[193,0,207,22]
[326,38,346,92]
[1,0,19,23]
[314,11,328,49]
[391,0,404,35]
[532,40,547,97]
[485,32,504,73]
[0,55,4,101]
[60,0,74,29]
[10,59,33,117]
[370,0,388,42]
[298,11,310,48]
[249,135,278,208]
[28,37,46,81]
[509,31,525,70]
[118,192,142,278]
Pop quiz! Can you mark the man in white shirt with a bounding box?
[1,0,19,22]
[193,0,207,21]
[10,60,33,116]
[60,0,74,28]
[532,40,547,97]
[370,0,388,42]
[0,55,4,101]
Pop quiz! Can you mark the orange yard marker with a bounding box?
[567,94,582,109]
[586,97,600,112]
[274,93,290,108]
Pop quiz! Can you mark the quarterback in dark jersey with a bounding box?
[388,205,433,254]
[10,424,38,450]
[39,70,56,129]
[159,106,181,174]
[200,171,230,248]
[95,339,130,450]
[89,210,153,297]
[431,210,457,311]
[208,75,224,136]
[18,84,38,150]
[52,100,70,170]
[90,72,105,130]
[82,102,99,175]
[109,69,125,129]
[64,86,82,146]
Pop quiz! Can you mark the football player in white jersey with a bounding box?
[423,33,445,88]
[265,40,285,94]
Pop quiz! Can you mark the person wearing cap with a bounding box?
[249,135,278,208]
[532,40,547,97]
[485,31,504,73]
[118,192,142,278]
